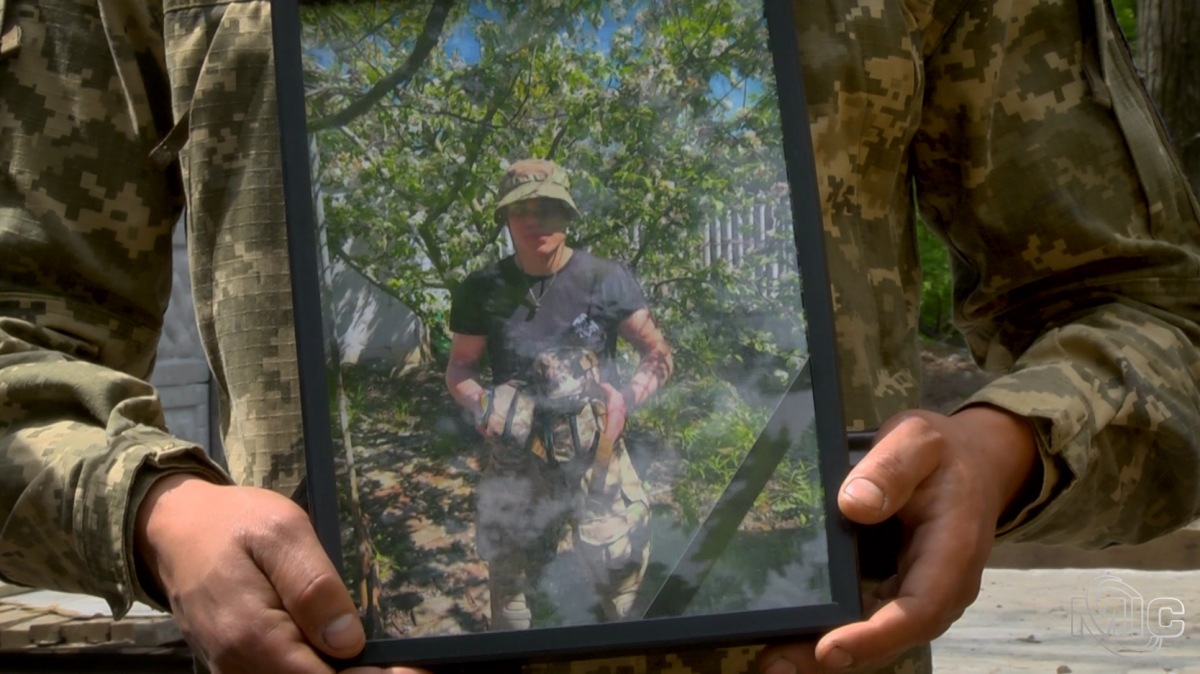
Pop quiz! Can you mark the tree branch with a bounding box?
[340,10,409,55]
[546,114,574,160]
[683,4,721,65]
[308,0,455,131]
[630,222,661,269]
[418,69,522,277]
[468,222,510,260]
[337,126,367,149]
[650,274,702,295]
[329,247,411,306]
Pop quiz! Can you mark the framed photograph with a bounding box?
[272,0,862,668]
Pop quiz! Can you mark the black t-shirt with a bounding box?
[449,250,647,385]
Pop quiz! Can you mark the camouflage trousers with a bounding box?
[476,433,651,630]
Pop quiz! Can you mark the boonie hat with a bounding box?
[494,158,582,223]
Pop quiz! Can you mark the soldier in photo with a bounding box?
[444,158,674,630]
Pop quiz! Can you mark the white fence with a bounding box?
[494,200,797,279]
[699,202,794,279]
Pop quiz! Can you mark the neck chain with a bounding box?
[516,248,563,311]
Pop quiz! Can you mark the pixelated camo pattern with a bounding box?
[1,0,1199,673]
[1,0,304,618]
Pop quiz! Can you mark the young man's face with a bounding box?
[507,198,569,256]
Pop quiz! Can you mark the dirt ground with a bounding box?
[918,340,999,415]
[342,342,1199,648]
[932,568,1200,673]
[342,362,822,638]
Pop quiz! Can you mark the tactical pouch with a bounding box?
[533,395,604,464]
[480,381,536,465]
[524,347,609,465]
[530,394,624,502]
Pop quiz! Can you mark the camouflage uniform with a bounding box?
[475,360,651,630]
[0,0,290,613]
[476,438,651,631]
[473,165,654,630]
[0,0,1197,673]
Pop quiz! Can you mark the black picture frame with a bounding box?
[272,0,866,669]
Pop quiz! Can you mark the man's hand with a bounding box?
[599,382,627,441]
[758,405,1038,673]
[135,474,428,674]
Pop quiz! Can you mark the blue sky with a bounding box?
[442,3,621,65]
[439,2,763,109]
[308,1,765,110]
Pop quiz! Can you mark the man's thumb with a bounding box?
[838,411,944,524]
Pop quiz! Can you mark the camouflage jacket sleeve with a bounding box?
[0,0,232,617]
[919,0,1200,547]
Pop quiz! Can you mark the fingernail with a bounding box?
[762,657,795,674]
[824,647,853,671]
[843,477,885,512]
[322,613,360,650]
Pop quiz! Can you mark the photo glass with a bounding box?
[273,0,860,666]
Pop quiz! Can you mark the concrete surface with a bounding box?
[931,568,1200,673]
[4,569,1200,673]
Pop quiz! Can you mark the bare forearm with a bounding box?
[624,346,672,407]
[445,361,486,413]
[949,405,1037,522]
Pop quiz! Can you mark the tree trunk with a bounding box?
[311,133,387,639]
[1136,0,1200,196]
